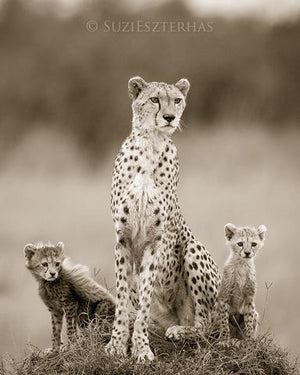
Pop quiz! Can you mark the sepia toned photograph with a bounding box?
[0,0,299,374]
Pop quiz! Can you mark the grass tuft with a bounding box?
[1,319,298,375]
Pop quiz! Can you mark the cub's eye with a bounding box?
[42,262,48,267]
[237,242,243,248]
[55,262,61,267]
[174,98,182,104]
[251,242,257,248]
[150,97,159,103]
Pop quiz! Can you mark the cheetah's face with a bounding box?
[224,223,267,259]
[24,242,64,281]
[128,76,190,135]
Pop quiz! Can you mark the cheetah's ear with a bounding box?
[175,78,190,97]
[224,223,237,241]
[128,76,147,100]
[56,241,64,253]
[257,225,267,241]
[24,243,36,260]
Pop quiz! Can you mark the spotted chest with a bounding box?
[39,278,73,309]
[225,264,256,314]
[111,133,180,234]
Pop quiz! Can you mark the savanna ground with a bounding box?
[0,124,299,374]
[2,320,299,375]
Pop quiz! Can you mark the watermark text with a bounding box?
[86,20,215,33]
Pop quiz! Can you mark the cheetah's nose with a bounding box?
[50,272,56,277]
[163,115,175,123]
[244,251,251,257]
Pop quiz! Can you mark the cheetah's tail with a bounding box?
[61,258,116,306]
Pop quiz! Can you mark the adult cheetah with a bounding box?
[106,76,221,361]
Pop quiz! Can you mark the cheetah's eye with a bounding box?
[237,242,243,248]
[175,98,182,104]
[150,97,159,103]
[42,262,48,267]
[55,262,61,267]
[251,242,257,248]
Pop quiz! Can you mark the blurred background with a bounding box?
[0,0,299,360]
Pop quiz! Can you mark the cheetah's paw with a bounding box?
[105,340,128,357]
[132,346,155,363]
[165,325,186,341]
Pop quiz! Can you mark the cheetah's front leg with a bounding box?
[50,309,63,352]
[131,238,160,362]
[106,241,130,357]
[244,298,258,340]
[216,300,231,343]
[64,301,78,344]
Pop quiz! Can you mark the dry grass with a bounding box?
[1,320,298,375]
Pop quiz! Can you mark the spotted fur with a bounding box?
[106,77,221,362]
[214,223,267,342]
[24,242,115,352]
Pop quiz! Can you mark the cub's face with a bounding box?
[128,76,190,135]
[24,242,64,281]
[224,223,267,259]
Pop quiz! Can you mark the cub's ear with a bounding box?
[224,223,237,241]
[24,243,36,260]
[257,225,267,241]
[56,241,64,253]
[128,76,147,100]
[175,78,190,97]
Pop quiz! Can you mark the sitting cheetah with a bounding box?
[24,241,115,352]
[106,76,220,361]
[215,223,267,343]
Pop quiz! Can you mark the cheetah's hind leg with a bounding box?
[166,240,220,340]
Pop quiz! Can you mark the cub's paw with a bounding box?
[43,347,54,354]
[61,343,71,352]
[217,338,241,348]
[231,338,242,348]
[42,348,59,357]
[217,339,231,348]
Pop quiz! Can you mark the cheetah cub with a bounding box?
[24,241,115,352]
[215,223,267,343]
